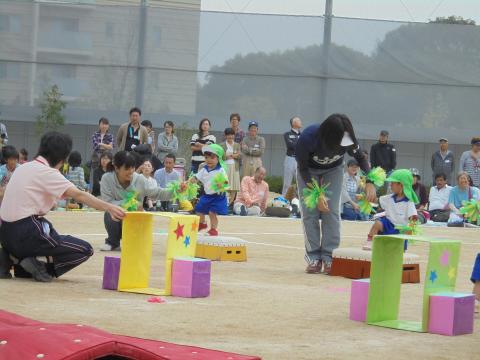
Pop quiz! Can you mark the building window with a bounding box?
[52,65,76,79]
[153,26,161,47]
[106,22,114,40]
[0,62,21,79]
[0,14,21,33]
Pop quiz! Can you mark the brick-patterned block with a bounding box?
[428,292,475,336]
[171,257,211,298]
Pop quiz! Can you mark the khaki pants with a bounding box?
[242,156,262,178]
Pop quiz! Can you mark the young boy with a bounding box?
[363,169,418,250]
[0,132,125,282]
[154,153,180,211]
[471,253,480,312]
[190,144,228,236]
[0,145,19,202]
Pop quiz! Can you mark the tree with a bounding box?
[430,16,475,25]
[36,84,66,135]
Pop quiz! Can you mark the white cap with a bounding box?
[340,132,354,147]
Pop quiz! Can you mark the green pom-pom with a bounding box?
[211,172,230,193]
[460,199,480,224]
[167,181,200,201]
[166,181,182,202]
[121,191,139,211]
[366,167,386,187]
[302,179,330,210]
[395,219,421,235]
[185,182,200,200]
[357,193,375,215]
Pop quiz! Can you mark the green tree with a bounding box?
[430,16,475,25]
[36,84,66,135]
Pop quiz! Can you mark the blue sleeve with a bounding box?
[448,188,455,204]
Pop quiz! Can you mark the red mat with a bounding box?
[0,310,261,360]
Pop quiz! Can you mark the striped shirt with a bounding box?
[190,133,216,163]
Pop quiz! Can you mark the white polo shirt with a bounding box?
[195,164,228,195]
[379,194,417,226]
[428,185,452,211]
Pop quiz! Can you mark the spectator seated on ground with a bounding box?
[154,153,180,212]
[340,159,366,221]
[234,167,269,216]
[411,168,429,224]
[447,171,480,226]
[428,173,451,223]
[0,145,19,203]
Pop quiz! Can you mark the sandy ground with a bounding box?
[0,212,479,360]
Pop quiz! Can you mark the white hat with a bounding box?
[340,132,354,147]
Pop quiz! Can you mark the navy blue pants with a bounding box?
[471,253,480,283]
[0,216,93,278]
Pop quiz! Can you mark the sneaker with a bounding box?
[0,248,13,279]
[19,257,52,282]
[322,260,332,275]
[13,264,32,279]
[100,244,121,252]
[198,222,208,231]
[207,228,218,236]
[305,259,322,274]
[240,205,247,216]
[362,241,372,251]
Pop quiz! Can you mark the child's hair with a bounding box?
[163,120,174,133]
[68,151,82,169]
[141,120,153,129]
[37,132,73,167]
[107,151,138,172]
[318,113,358,150]
[129,107,141,116]
[99,117,109,125]
[20,148,28,158]
[198,118,211,137]
[224,127,235,136]
[164,153,176,163]
[2,145,19,160]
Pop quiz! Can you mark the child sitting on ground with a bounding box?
[0,132,125,281]
[363,169,418,250]
[189,144,228,236]
[66,151,87,191]
[0,145,19,203]
[91,152,112,197]
[19,148,28,164]
[140,159,158,211]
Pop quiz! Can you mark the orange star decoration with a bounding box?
[448,266,456,280]
[191,220,198,232]
[174,222,184,240]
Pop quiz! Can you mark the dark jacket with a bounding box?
[431,150,454,184]
[295,124,369,183]
[413,182,428,209]
[370,142,396,172]
[283,129,301,157]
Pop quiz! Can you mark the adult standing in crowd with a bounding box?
[459,137,480,188]
[156,120,178,163]
[281,116,302,196]
[141,120,156,154]
[229,113,245,144]
[190,118,216,173]
[0,122,8,147]
[90,117,114,189]
[431,137,454,185]
[221,128,241,209]
[370,130,396,174]
[241,121,265,178]
[234,167,269,216]
[296,114,375,275]
[116,107,148,152]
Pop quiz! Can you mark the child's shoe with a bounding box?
[362,235,373,251]
[207,228,218,236]
[198,222,208,231]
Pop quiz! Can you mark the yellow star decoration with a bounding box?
[448,266,456,280]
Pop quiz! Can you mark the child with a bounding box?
[154,153,180,211]
[0,145,19,202]
[140,159,158,211]
[363,169,418,250]
[221,128,241,209]
[92,152,112,197]
[471,253,480,313]
[66,151,87,191]
[189,144,228,236]
[19,148,28,164]
[0,132,125,281]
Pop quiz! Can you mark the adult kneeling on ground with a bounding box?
[0,132,125,282]
[234,167,269,216]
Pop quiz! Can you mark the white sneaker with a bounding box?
[362,241,372,251]
[100,244,113,251]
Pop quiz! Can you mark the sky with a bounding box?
[201,0,480,23]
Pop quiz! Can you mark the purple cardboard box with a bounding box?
[428,292,475,336]
[172,257,211,298]
[102,256,120,290]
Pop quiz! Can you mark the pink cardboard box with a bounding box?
[428,292,475,336]
[349,279,370,322]
[172,257,211,298]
